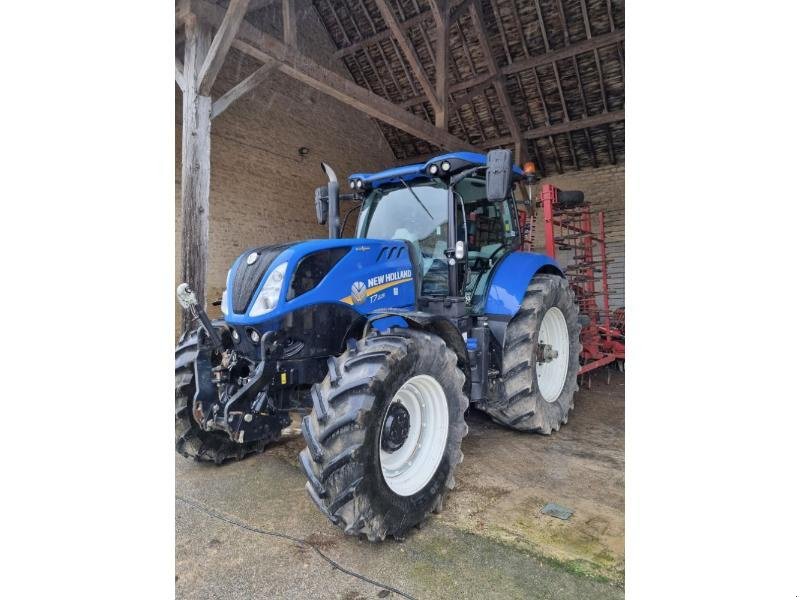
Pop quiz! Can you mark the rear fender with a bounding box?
[483,251,563,352]
[484,251,563,318]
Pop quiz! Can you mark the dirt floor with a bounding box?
[176,370,624,599]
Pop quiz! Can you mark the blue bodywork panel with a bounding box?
[483,251,562,317]
[370,315,410,332]
[224,238,416,329]
[349,151,524,187]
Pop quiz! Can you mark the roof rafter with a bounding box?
[332,0,473,58]
[398,29,624,109]
[468,1,524,160]
[374,0,442,113]
[189,0,479,152]
[282,0,296,46]
[483,109,624,147]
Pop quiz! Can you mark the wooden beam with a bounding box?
[190,0,480,151]
[530,138,545,176]
[176,57,186,91]
[333,11,426,58]
[549,136,563,174]
[533,0,550,53]
[246,0,279,12]
[584,128,598,168]
[197,0,251,96]
[180,14,213,333]
[501,30,624,77]
[594,48,609,113]
[566,131,579,169]
[176,0,191,24]
[522,111,623,141]
[482,109,625,147]
[451,76,498,109]
[468,2,524,162]
[374,0,441,113]
[432,0,450,128]
[552,62,569,121]
[333,0,471,58]
[449,0,473,24]
[282,0,296,46]
[606,124,616,164]
[211,58,277,119]
[399,30,624,109]
[399,70,495,108]
[579,0,593,38]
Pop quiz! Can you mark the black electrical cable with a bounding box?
[175,495,417,600]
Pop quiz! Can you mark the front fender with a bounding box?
[484,251,562,318]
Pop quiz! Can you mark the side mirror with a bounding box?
[486,149,513,202]
[314,185,328,225]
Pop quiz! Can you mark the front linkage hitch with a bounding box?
[177,284,289,445]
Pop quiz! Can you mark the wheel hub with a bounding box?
[379,375,449,497]
[536,342,559,363]
[536,307,570,403]
[381,403,411,452]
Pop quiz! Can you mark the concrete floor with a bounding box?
[176,371,624,599]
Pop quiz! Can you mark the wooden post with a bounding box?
[282,0,297,47]
[433,0,450,129]
[180,15,213,334]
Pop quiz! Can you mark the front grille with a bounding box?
[231,242,295,314]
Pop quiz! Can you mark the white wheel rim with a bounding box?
[379,375,449,497]
[536,307,570,403]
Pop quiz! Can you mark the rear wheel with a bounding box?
[484,273,581,433]
[299,329,468,541]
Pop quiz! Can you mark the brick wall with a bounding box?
[524,164,625,308]
[175,6,396,331]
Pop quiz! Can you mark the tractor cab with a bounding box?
[344,151,528,311]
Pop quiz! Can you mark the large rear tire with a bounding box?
[299,329,468,541]
[175,330,282,464]
[483,273,581,433]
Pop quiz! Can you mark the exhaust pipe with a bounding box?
[321,162,340,239]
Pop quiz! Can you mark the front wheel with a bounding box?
[483,273,581,433]
[299,329,468,541]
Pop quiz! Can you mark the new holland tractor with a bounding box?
[175,149,581,541]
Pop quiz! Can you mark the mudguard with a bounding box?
[483,251,562,318]
[368,312,469,384]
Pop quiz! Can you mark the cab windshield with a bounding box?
[356,180,451,294]
[355,177,520,299]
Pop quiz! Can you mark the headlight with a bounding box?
[249,262,288,317]
[221,269,231,315]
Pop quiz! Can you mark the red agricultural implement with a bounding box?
[521,184,625,379]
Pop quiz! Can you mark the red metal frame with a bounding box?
[533,184,625,376]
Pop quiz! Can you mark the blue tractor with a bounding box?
[175,149,581,540]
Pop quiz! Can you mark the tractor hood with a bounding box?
[223,238,417,326]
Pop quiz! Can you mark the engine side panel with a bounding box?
[225,238,416,327]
